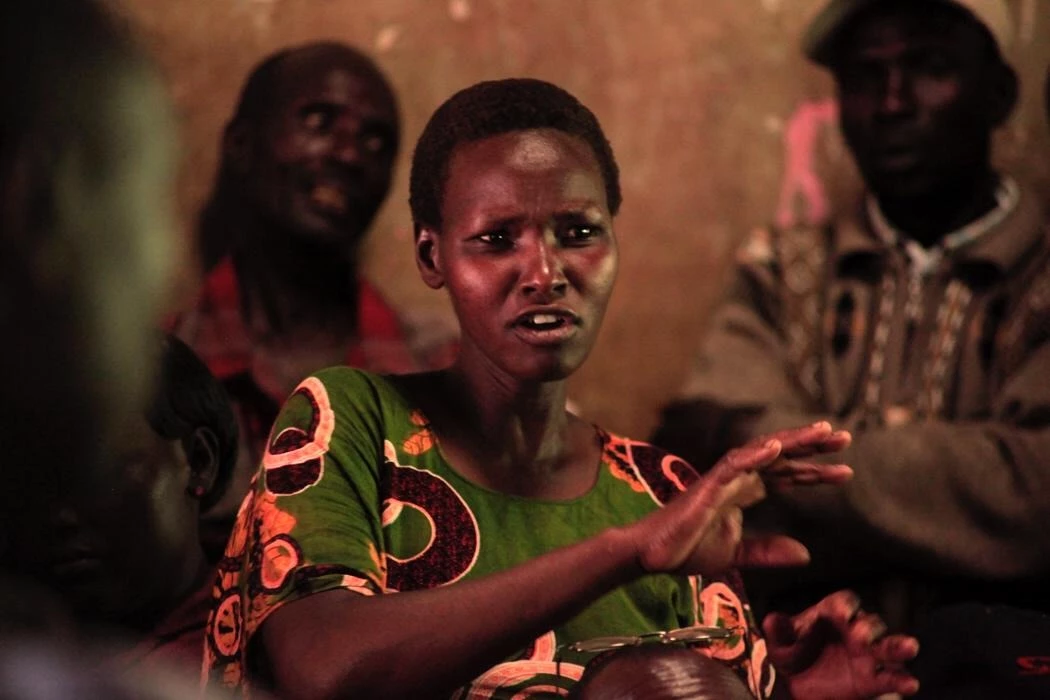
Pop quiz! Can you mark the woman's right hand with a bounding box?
[630,421,852,576]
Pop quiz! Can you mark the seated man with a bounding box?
[654,0,1049,632]
[178,42,455,554]
[4,335,238,675]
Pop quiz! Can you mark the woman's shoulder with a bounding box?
[593,425,702,503]
[303,367,442,427]
[307,367,416,407]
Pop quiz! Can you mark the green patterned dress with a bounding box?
[203,368,776,698]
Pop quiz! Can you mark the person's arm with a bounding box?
[765,343,1050,579]
[656,259,1050,580]
[262,527,640,700]
[253,372,848,700]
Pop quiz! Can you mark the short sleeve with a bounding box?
[204,368,393,691]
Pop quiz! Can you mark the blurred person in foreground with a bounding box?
[177,42,457,556]
[2,336,238,675]
[654,0,1050,639]
[0,0,217,697]
[0,0,177,483]
[203,78,917,700]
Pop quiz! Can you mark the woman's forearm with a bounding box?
[261,526,643,700]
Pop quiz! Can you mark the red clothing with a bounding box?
[177,257,418,399]
[176,257,430,559]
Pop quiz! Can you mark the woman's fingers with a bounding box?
[764,461,854,487]
[638,469,768,574]
[734,534,811,568]
[758,422,852,458]
[708,440,783,484]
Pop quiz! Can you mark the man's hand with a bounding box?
[764,589,920,699]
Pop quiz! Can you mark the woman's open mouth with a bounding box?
[512,310,579,344]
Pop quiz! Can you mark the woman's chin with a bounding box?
[514,355,588,384]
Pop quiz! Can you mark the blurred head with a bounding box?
[205,42,399,261]
[570,646,753,700]
[3,336,237,630]
[808,0,1016,206]
[410,79,621,383]
[0,0,178,475]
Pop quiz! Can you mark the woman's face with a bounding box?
[422,128,617,383]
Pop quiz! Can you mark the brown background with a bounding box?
[126,0,1050,440]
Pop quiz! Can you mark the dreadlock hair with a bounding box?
[198,41,400,270]
[409,78,621,234]
[146,335,238,511]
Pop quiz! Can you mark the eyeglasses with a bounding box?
[551,626,743,688]
[557,625,738,656]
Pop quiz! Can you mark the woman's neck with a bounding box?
[420,355,596,499]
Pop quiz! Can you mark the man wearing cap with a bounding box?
[654,0,1050,637]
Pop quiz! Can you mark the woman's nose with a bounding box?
[519,234,568,299]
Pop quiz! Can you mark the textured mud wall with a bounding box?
[126,0,1050,440]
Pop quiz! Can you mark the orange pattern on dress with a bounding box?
[699,582,748,661]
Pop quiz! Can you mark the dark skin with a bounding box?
[3,414,219,635]
[1,55,177,492]
[194,46,408,565]
[572,646,754,700]
[831,2,1017,247]
[220,45,400,334]
[258,128,910,700]
[228,46,399,252]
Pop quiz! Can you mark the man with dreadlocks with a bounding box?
[177,43,456,556]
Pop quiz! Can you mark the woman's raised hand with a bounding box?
[630,421,852,576]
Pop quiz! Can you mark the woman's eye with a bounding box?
[477,230,512,247]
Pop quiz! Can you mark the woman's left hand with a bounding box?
[763,589,920,699]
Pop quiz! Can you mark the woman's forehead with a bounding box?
[442,130,606,216]
[450,129,600,179]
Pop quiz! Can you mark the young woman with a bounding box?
[205,79,917,699]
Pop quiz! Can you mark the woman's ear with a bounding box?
[415,227,445,290]
[185,426,220,501]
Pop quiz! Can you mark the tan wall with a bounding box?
[127,0,1050,440]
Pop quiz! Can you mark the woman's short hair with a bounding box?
[409,78,622,233]
[147,336,238,511]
